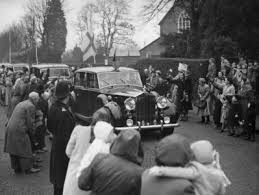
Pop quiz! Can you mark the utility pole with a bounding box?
[33,17,39,65]
[9,31,11,64]
[35,41,38,65]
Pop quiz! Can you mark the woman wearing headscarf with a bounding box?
[63,103,116,195]
[167,71,186,120]
[78,129,144,195]
[7,73,27,119]
[214,77,235,132]
[62,122,92,195]
[77,121,115,179]
[206,58,217,80]
[206,58,217,119]
[141,134,194,195]
[212,72,225,129]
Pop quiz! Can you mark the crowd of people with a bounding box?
[0,57,257,195]
[141,57,257,142]
[141,64,193,121]
[197,56,257,142]
[1,66,59,174]
[1,75,231,195]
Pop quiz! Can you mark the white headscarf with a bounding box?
[191,140,231,187]
[77,121,114,178]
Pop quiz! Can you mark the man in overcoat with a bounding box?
[4,92,40,174]
[47,81,75,195]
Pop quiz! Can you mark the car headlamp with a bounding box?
[124,97,136,111]
[126,119,134,127]
[164,116,170,124]
[157,96,168,109]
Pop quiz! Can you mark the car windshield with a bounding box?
[98,71,143,88]
[42,68,70,77]
[13,66,26,72]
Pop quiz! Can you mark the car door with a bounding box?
[74,72,90,119]
[84,72,101,115]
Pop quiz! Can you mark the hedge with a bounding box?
[129,58,209,100]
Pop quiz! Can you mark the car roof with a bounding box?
[75,66,138,74]
[5,63,29,67]
[32,63,69,69]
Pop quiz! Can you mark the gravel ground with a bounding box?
[0,105,258,195]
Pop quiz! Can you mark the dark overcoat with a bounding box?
[4,100,36,158]
[47,100,75,187]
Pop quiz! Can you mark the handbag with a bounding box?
[195,99,207,110]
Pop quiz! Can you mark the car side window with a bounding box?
[75,72,86,87]
[86,73,98,89]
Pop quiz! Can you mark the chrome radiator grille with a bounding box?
[135,93,156,122]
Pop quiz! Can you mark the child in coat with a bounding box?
[149,140,231,195]
[77,121,116,178]
[227,95,241,136]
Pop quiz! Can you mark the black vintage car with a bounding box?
[73,66,179,135]
[30,64,72,82]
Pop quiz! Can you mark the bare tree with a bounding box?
[75,4,96,43]
[142,0,174,22]
[78,0,135,58]
[25,0,49,46]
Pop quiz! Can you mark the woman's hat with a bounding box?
[55,81,70,99]
[190,140,214,164]
[104,101,122,120]
[94,121,114,142]
[199,78,206,83]
[156,70,161,75]
[155,134,192,167]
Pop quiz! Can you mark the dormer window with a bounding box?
[177,11,190,33]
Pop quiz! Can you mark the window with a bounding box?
[98,71,142,88]
[86,73,98,89]
[177,11,190,33]
[74,72,86,87]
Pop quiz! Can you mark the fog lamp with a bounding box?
[157,96,168,109]
[126,119,133,127]
[164,116,170,124]
[124,97,136,111]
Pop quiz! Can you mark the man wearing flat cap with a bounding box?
[47,81,75,195]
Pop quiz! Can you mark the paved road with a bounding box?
[0,106,258,195]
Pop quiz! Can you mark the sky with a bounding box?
[0,0,164,50]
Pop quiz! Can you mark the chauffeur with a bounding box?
[47,81,76,195]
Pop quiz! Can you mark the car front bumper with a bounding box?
[114,123,179,131]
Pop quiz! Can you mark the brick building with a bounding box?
[140,1,190,58]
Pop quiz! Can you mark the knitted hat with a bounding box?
[155,134,192,167]
[190,140,214,164]
[104,101,122,120]
[93,121,114,142]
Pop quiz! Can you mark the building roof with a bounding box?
[5,63,29,68]
[158,5,175,25]
[32,63,69,69]
[139,37,161,52]
[109,49,140,57]
[76,66,137,73]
